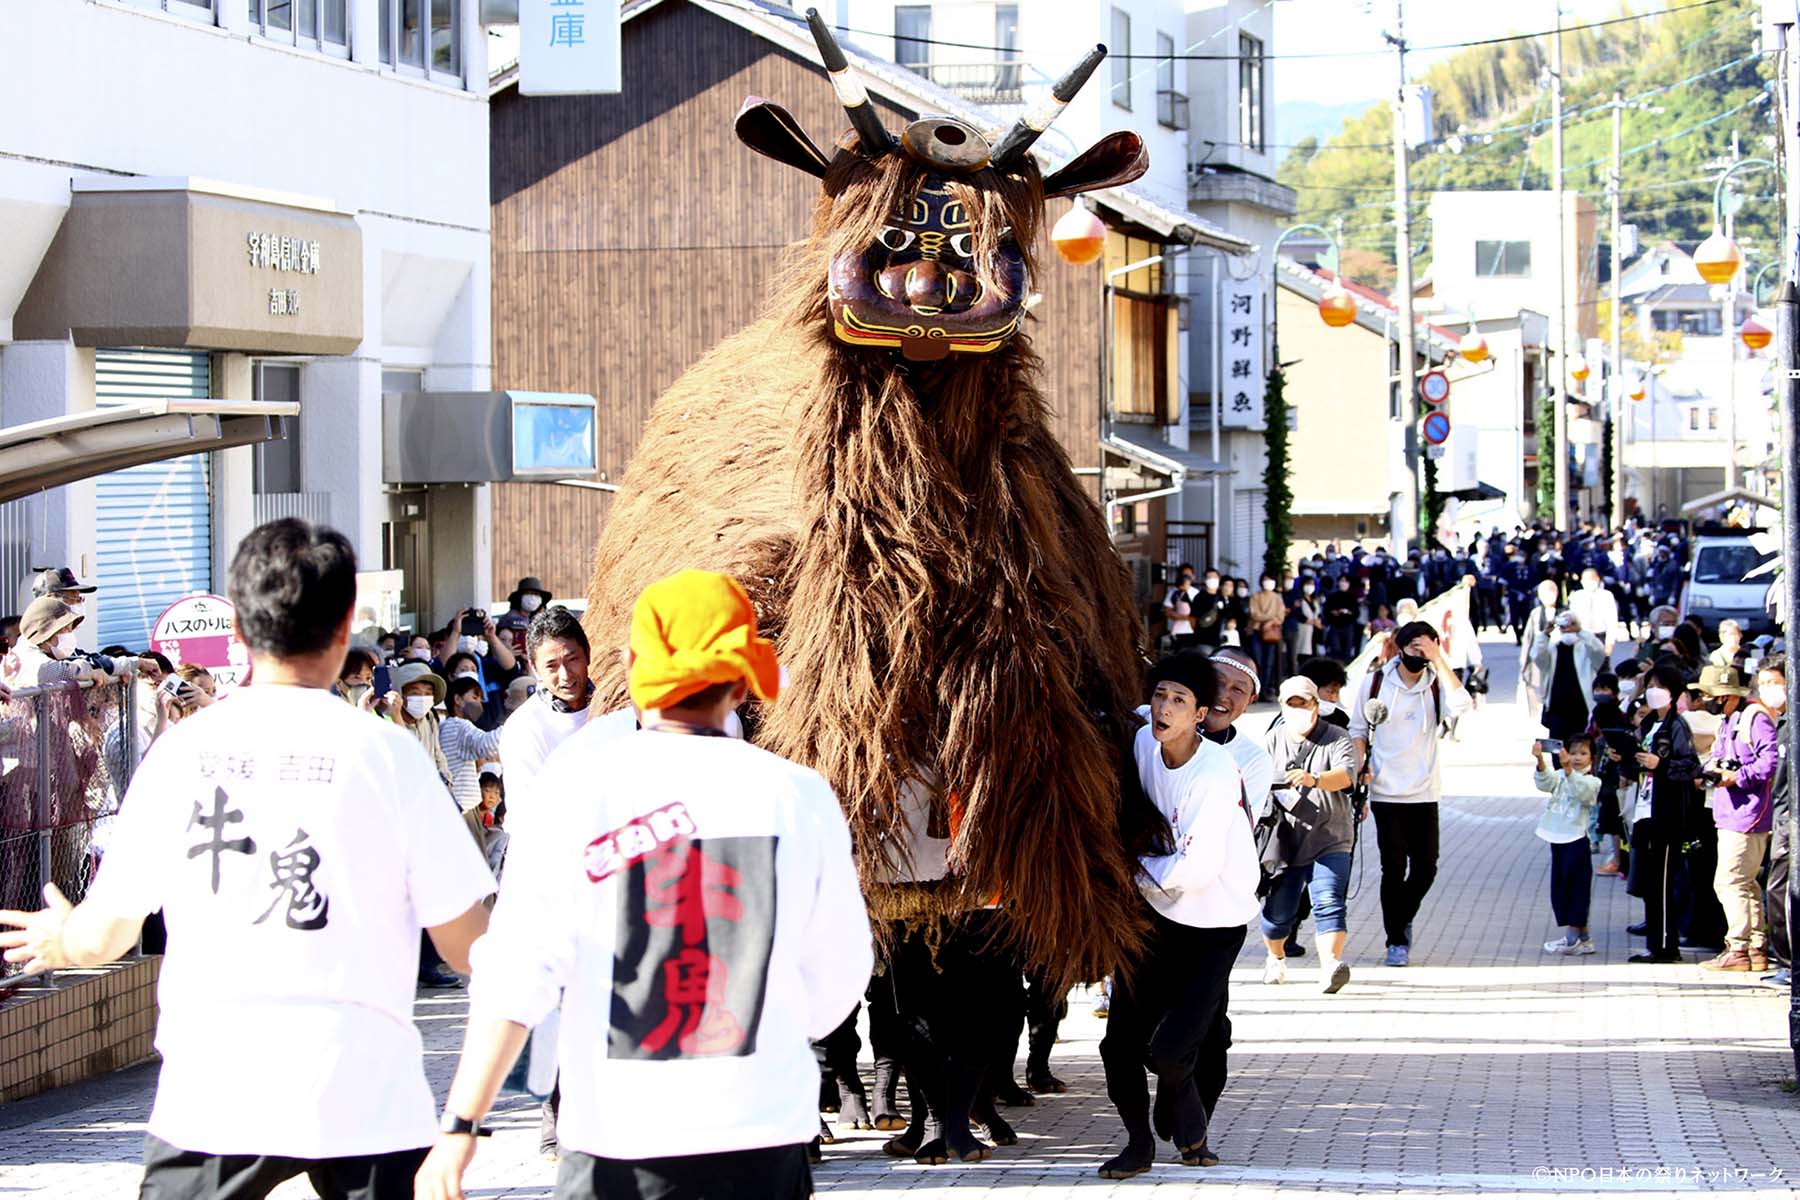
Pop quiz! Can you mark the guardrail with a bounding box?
[0,673,139,980]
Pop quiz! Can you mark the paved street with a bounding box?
[2,633,1797,1196]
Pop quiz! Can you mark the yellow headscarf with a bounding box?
[627,569,782,712]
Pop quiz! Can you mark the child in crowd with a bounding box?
[1535,734,1602,955]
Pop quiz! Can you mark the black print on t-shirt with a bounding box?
[186,787,256,894]
[607,836,777,1061]
[254,828,330,931]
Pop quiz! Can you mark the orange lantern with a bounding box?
[1694,229,1742,286]
[1458,330,1489,363]
[1568,353,1590,383]
[1740,317,1772,351]
[1628,375,1646,402]
[1051,204,1107,266]
[1318,285,1357,327]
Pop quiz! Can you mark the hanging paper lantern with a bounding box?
[1051,204,1107,266]
[1628,375,1646,402]
[1740,317,1772,351]
[1318,285,1357,327]
[1568,353,1590,383]
[1458,330,1489,363]
[1693,229,1742,286]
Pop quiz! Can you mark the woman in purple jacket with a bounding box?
[1701,662,1784,972]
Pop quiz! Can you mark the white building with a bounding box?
[0,0,492,647]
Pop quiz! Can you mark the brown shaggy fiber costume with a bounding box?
[586,151,1150,988]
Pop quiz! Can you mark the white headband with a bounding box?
[1210,653,1260,698]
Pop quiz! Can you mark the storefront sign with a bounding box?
[151,593,251,692]
[1219,272,1266,430]
[520,0,622,95]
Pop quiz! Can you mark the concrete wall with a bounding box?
[1278,284,1393,521]
[1184,0,1279,182]
[1427,191,1600,345]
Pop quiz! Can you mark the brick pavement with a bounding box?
[2,634,1798,1196]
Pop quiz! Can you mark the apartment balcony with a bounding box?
[903,61,1028,106]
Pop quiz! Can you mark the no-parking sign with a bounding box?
[1422,410,1452,446]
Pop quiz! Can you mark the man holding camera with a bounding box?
[1348,620,1471,968]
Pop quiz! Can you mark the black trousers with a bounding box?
[1371,801,1439,947]
[1099,907,1245,1151]
[554,1143,812,1200]
[1769,817,1791,970]
[887,910,1016,1137]
[1677,822,1728,950]
[139,1134,425,1200]
[1627,819,1681,958]
[812,1005,863,1100]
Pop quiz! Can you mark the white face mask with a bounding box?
[476,639,489,657]
[1583,578,1599,590]
[1262,580,1276,591]
[1558,632,1578,647]
[1657,624,1676,640]
[404,694,433,719]
[455,670,479,682]
[1619,679,1639,700]
[1643,686,1672,711]
[519,594,543,613]
[409,647,431,661]
[52,631,78,659]
[1317,699,1340,716]
[1759,684,1787,710]
[1284,708,1317,736]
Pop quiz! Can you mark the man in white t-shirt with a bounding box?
[1099,653,1259,1181]
[417,569,871,1200]
[0,518,495,1200]
[1568,566,1621,658]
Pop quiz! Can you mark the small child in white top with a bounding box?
[1533,735,1602,956]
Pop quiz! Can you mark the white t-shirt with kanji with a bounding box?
[83,684,496,1159]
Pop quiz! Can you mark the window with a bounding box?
[995,4,1020,99]
[1707,407,1720,431]
[253,364,302,494]
[1111,8,1131,109]
[122,0,216,18]
[894,6,930,71]
[254,0,347,53]
[1693,543,1763,584]
[1238,33,1264,150]
[1156,32,1188,129]
[1474,240,1531,278]
[1688,407,1701,431]
[380,0,459,78]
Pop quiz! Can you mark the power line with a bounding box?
[771,0,1730,64]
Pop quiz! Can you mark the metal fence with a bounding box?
[0,674,138,979]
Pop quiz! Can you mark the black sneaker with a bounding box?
[1627,922,1647,936]
[417,965,462,989]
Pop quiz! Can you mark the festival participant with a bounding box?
[416,570,872,1200]
[1349,621,1472,967]
[0,519,494,1200]
[1098,653,1258,1180]
[497,606,597,841]
[1259,677,1359,993]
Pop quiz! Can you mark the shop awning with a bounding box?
[1104,429,1228,484]
[1679,487,1781,516]
[0,400,299,503]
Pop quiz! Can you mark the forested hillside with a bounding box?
[1275,0,1775,288]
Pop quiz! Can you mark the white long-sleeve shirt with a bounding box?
[469,729,872,1160]
[1348,662,1472,805]
[496,693,599,839]
[1132,725,1261,928]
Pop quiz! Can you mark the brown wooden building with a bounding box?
[487,0,1243,603]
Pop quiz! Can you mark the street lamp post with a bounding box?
[1695,157,1777,491]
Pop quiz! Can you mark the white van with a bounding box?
[1679,533,1776,639]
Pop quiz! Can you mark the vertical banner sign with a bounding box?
[1219,273,1266,429]
[520,0,623,95]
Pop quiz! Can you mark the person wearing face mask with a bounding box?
[1189,570,1225,652]
[495,576,554,658]
[439,677,504,813]
[1569,567,1620,659]
[1616,665,1702,964]
[1163,564,1199,651]
[384,661,455,793]
[1259,677,1359,994]
[1530,612,1606,743]
[1248,576,1286,694]
[1589,673,1631,877]
[336,647,378,706]
[1290,576,1321,667]
[1348,622,1472,968]
[1517,579,1565,716]
[3,597,112,689]
[449,609,523,717]
[28,566,98,616]
[1501,545,1538,643]
[1755,657,1792,987]
[1696,661,1781,972]
[1299,658,1351,728]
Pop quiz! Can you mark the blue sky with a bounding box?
[1272,0,1673,108]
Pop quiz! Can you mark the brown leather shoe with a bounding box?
[1750,951,1770,972]
[1700,950,1753,971]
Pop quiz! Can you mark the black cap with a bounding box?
[1147,651,1218,709]
[30,566,96,596]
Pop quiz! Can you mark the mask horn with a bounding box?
[991,44,1106,167]
[805,8,894,156]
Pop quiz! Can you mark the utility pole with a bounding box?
[1551,4,1569,531]
[1609,90,1625,528]
[1723,130,1741,491]
[1775,6,1800,1080]
[1388,0,1419,551]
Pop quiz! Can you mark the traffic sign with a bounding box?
[151,593,251,692]
[1418,369,1451,406]
[1425,444,1448,460]
[1422,410,1452,446]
